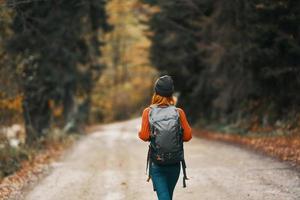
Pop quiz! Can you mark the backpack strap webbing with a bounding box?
[182,159,189,188]
[147,106,156,191]
[146,145,150,176]
[146,145,156,191]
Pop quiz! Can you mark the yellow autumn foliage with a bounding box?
[48,100,63,118]
[90,0,157,123]
[0,95,23,112]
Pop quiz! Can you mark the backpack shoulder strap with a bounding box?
[148,104,157,117]
[171,106,181,124]
[148,104,157,128]
[182,159,189,188]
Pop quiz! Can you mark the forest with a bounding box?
[0,0,155,179]
[0,0,300,194]
[143,0,300,132]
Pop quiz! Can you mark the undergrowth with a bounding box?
[0,129,78,180]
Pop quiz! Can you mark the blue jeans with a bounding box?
[150,162,181,200]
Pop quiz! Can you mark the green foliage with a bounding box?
[0,7,22,126]
[249,1,300,103]
[0,128,75,179]
[141,0,205,121]
[142,0,300,126]
[4,0,111,143]
[0,149,27,178]
[0,143,30,178]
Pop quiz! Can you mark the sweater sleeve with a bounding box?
[178,108,192,142]
[138,107,151,141]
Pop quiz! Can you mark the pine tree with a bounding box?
[142,0,206,121]
[6,0,110,144]
[250,0,300,107]
[142,0,300,126]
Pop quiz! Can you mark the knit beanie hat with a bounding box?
[154,75,174,97]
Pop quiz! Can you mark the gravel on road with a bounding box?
[24,119,300,200]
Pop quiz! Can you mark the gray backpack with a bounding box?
[146,105,188,188]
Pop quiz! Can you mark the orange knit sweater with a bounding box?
[138,107,192,142]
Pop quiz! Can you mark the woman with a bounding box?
[139,75,192,200]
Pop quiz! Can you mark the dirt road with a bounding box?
[24,119,300,200]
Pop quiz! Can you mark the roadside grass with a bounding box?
[0,129,79,181]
